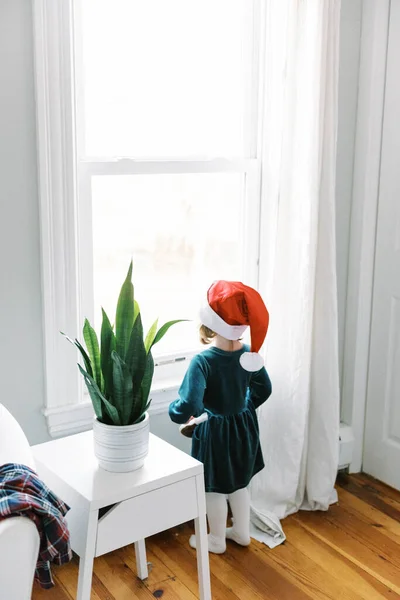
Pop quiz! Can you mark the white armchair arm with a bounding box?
[0,404,40,599]
[0,518,40,600]
[0,404,36,469]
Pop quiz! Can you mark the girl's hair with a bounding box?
[199,324,216,345]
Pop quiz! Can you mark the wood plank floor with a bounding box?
[32,474,400,600]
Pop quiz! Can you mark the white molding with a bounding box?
[33,0,82,415]
[43,402,93,438]
[44,385,180,438]
[341,0,390,473]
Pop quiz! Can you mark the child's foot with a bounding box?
[189,534,226,554]
[226,527,251,547]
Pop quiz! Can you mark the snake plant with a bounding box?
[63,262,184,426]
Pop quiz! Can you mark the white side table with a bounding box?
[32,432,211,600]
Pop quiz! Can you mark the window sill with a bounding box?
[43,401,354,471]
[43,383,179,438]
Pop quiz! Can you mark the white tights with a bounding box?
[190,487,251,554]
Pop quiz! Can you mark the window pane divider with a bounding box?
[79,158,258,177]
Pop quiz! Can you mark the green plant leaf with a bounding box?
[74,339,93,378]
[152,320,187,348]
[125,312,144,370]
[115,261,134,360]
[100,308,116,397]
[128,351,153,424]
[61,332,93,378]
[133,299,140,324]
[140,351,154,407]
[143,399,152,414]
[132,389,152,425]
[111,351,133,425]
[78,365,102,420]
[125,313,147,394]
[83,319,103,391]
[133,402,150,425]
[144,319,158,354]
[129,390,143,424]
[78,364,121,425]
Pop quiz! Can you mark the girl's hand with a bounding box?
[180,417,196,438]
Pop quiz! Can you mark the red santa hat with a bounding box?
[199,281,269,372]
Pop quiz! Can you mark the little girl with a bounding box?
[169,280,272,554]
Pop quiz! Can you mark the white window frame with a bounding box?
[33,0,264,437]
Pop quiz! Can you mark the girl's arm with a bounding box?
[249,367,272,409]
[168,356,207,424]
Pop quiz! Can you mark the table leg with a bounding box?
[77,510,98,600]
[195,474,212,600]
[134,539,149,580]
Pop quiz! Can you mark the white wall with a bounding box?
[0,0,362,446]
[0,1,49,444]
[336,0,363,386]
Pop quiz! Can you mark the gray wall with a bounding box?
[151,413,191,454]
[0,1,49,444]
[0,0,362,446]
[336,0,363,387]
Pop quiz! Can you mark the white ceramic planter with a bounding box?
[93,412,150,473]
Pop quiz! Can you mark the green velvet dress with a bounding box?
[168,345,272,494]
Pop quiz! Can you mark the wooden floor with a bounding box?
[33,474,400,600]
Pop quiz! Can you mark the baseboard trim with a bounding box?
[339,423,355,470]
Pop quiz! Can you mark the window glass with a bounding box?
[81,0,248,158]
[92,173,245,354]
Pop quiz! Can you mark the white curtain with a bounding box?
[250,0,341,547]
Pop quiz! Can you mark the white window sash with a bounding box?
[78,158,261,415]
[33,0,263,437]
[78,157,261,324]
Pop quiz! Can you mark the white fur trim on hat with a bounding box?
[239,352,264,372]
[199,301,247,341]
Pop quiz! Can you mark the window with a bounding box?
[80,0,250,159]
[34,0,263,435]
[76,0,262,358]
[91,172,245,354]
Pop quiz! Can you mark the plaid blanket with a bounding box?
[0,463,72,589]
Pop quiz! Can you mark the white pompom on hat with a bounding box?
[199,281,269,372]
